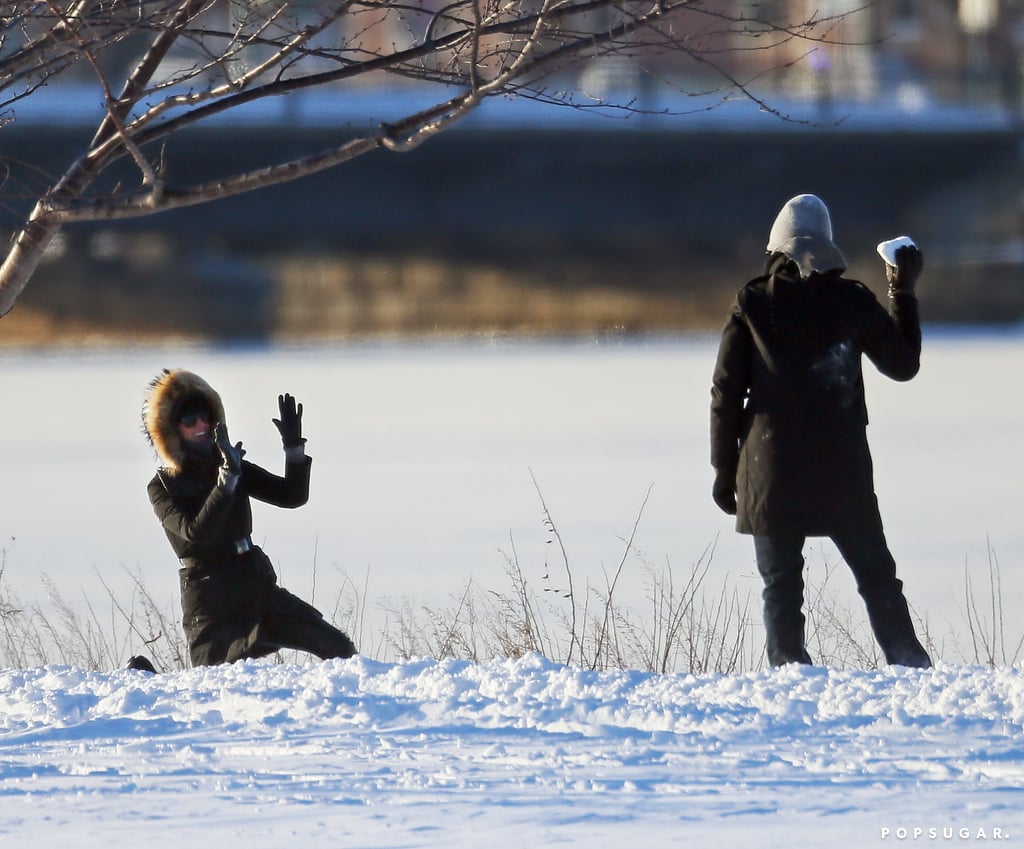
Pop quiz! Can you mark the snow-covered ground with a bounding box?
[2,655,1022,847]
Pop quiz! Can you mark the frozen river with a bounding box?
[1,329,1020,664]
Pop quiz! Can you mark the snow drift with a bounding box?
[2,655,1023,847]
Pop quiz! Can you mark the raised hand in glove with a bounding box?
[886,245,923,295]
[712,470,737,516]
[272,393,306,449]
[214,423,245,490]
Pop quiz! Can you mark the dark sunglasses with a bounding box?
[179,412,210,427]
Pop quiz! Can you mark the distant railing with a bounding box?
[4,77,1021,134]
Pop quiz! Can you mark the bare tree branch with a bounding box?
[0,0,866,318]
[45,0,163,192]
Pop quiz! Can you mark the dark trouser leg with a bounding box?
[830,528,931,668]
[753,534,813,666]
[256,610,357,660]
[238,588,357,662]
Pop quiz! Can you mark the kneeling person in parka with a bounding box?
[142,369,356,667]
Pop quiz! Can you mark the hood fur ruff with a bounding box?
[142,369,226,474]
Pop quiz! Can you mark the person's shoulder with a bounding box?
[149,466,197,496]
[147,468,171,498]
[834,275,882,305]
[736,275,769,306]
[828,273,868,291]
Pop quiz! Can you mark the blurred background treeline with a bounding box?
[4,0,1024,342]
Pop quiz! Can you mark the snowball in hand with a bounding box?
[876,235,917,267]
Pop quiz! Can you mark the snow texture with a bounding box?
[809,339,859,407]
[1,656,1022,847]
[877,236,918,266]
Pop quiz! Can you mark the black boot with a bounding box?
[884,642,932,669]
[862,593,932,668]
[755,535,814,667]
[833,530,932,669]
[126,655,157,673]
[762,600,814,666]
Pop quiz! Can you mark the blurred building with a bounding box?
[8,1,1022,112]
[627,0,1024,112]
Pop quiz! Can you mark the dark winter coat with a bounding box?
[710,266,920,536]
[147,455,318,666]
[142,369,324,666]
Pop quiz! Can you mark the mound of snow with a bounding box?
[2,656,1023,848]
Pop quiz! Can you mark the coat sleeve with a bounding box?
[710,305,752,475]
[242,455,312,508]
[148,472,236,545]
[860,288,921,382]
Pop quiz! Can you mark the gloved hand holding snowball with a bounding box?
[877,236,923,296]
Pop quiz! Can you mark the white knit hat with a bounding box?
[766,194,846,278]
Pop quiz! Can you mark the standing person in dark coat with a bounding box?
[141,368,357,668]
[709,194,931,669]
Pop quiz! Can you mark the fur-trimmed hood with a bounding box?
[142,369,226,473]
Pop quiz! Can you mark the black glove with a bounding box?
[214,423,245,488]
[886,245,923,295]
[712,470,737,516]
[272,393,305,449]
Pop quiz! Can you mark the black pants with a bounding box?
[243,607,357,662]
[189,585,357,666]
[753,530,931,668]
